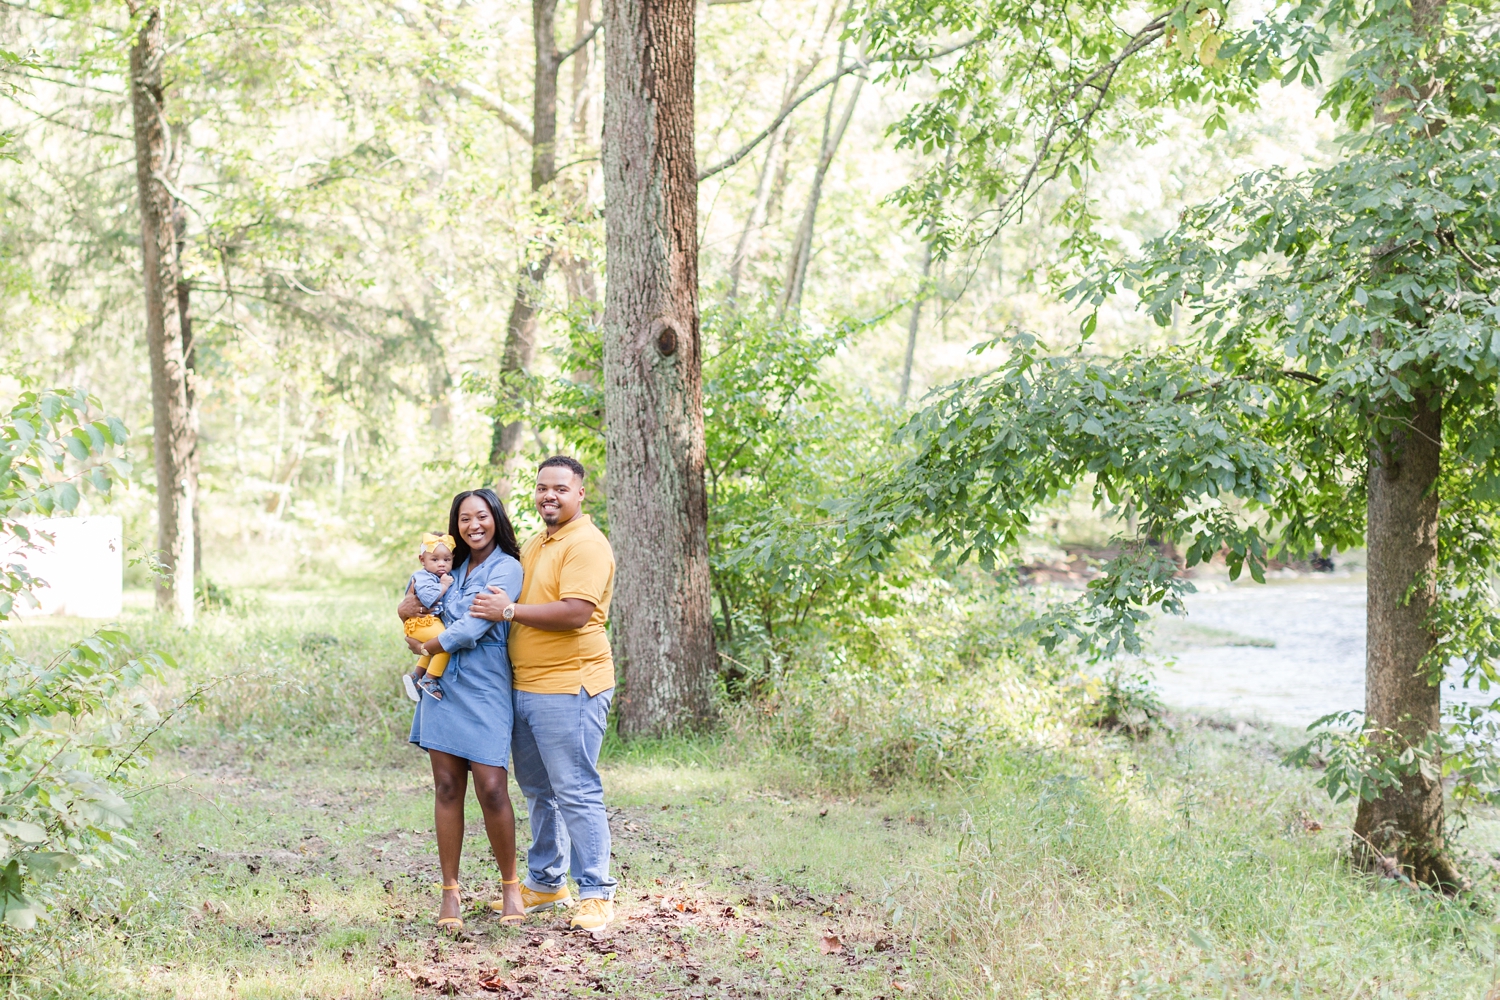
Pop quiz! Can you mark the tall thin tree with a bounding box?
[128,0,194,623]
[488,0,565,473]
[778,54,862,317]
[602,0,716,734]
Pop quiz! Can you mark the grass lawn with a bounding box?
[7,590,1500,998]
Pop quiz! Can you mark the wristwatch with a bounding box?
[502,603,517,622]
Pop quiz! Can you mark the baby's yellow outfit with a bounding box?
[406,531,456,681]
[404,615,450,678]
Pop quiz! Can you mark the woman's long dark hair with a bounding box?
[447,488,521,566]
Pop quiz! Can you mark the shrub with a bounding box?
[725,580,1071,790]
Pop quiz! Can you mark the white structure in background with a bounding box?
[7,516,123,618]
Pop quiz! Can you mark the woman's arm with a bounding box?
[416,557,522,655]
[397,582,427,621]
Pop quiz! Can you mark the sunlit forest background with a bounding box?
[10,0,1334,586]
[8,0,1500,996]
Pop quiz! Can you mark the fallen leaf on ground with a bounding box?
[742,947,761,960]
[820,933,844,955]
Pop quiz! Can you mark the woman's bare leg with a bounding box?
[429,750,470,922]
[471,762,524,918]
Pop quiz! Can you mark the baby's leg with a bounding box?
[426,650,450,678]
[406,619,445,676]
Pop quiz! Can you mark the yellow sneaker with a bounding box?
[569,898,614,933]
[516,883,572,914]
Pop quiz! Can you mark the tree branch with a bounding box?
[557,20,600,63]
[451,80,534,144]
[697,39,975,182]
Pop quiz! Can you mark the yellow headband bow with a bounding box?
[420,532,456,554]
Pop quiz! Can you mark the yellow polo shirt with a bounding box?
[510,514,616,695]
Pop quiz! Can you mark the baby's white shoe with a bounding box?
[403,674,421,702]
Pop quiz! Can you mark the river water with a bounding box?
[1147,580,1493,727]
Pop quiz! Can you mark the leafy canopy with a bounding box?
[857,0,1500,671]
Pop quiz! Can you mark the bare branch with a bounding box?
[451,80,534,145]
[557,20,600,63]
[697,38,975,183]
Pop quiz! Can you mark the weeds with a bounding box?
[3,590,1499,998]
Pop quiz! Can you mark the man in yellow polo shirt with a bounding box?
[470,455,617,933]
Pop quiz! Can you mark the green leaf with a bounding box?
[0,820,47,844]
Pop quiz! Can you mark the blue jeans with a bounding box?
[511,687,616,900]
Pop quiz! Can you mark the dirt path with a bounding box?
[112,743,928,999]
[377,804,911,998]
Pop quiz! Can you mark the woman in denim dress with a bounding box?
[401,488,525,929]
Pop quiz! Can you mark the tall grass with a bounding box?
[888,730,1500,998]
[8,588,412,750]
[7,585,1499,999]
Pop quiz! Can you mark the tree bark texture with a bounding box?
[1349,0,1459,887]
[489,0,563,472]
[602,0,716,734]
[173,205,202,579]
[1355,394,1459,885]
[129,1,195,623]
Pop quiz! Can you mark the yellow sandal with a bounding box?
[436,882,465,932]
[488,877,527,924]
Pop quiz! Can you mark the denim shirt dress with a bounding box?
[407,550,524,767]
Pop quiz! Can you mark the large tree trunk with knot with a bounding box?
[602,0,716,735]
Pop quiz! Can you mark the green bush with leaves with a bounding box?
[516,300,993,695]
[0,386,166,929]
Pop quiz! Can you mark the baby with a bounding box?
[402,531,456,702]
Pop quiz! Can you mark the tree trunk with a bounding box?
[129,1,194,624]
[898,238,932,407]
[173,205,202,580]
[1349,0,1459,888]
[778,66,862,317]
[569,0,596,150]
[488,0,563,473]
[1355,393,1460,885]
[728,121,785,300]
[603,0,716,734]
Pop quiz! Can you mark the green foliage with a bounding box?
[1291,705,1500,825]
[857,0,1259,264]
[848,335,1307,655]
[699,306,903,679]
[1081,665,1164,736]
[1,387,129,617]
[0,384,167,932]
[0,630,167,930]
[860,0,1500,660]
[726,580,1061,789]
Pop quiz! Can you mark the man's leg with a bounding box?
[525,688,616,900]
[511,691,570,894]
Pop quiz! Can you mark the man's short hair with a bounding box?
[538,455,587,481]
